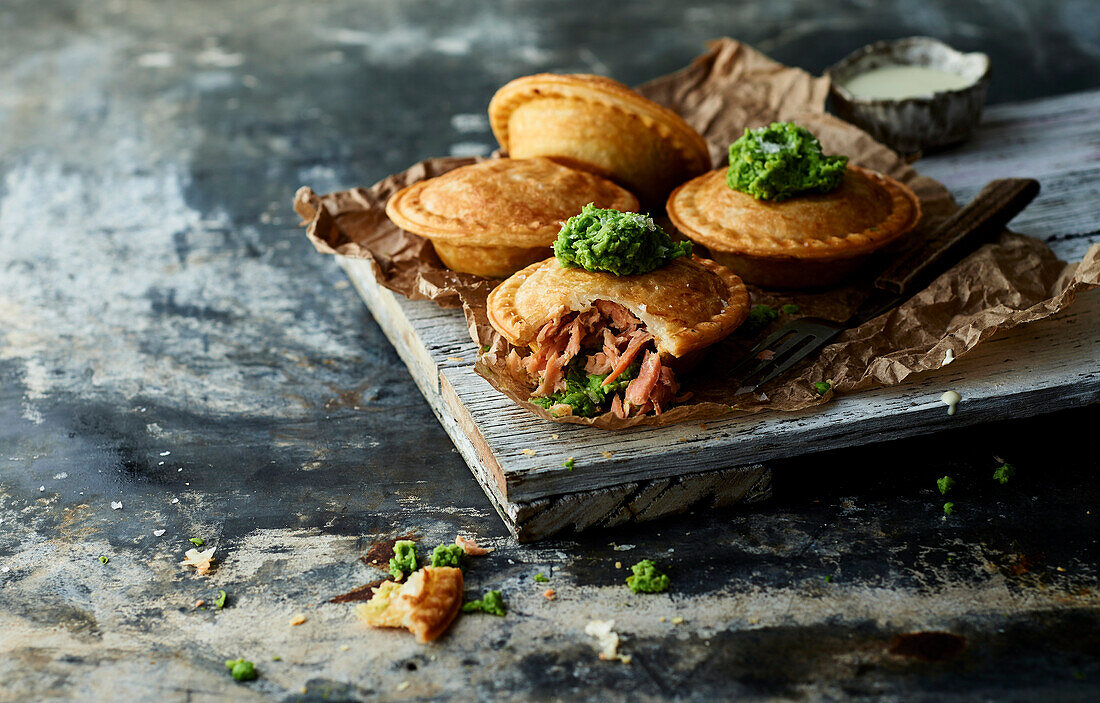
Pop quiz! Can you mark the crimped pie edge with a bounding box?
[385,159,639,246]
[666,164,922,260]
[486,256,750,359]
[488,73,712,175]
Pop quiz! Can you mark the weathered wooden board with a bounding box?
[339,89,1100,540]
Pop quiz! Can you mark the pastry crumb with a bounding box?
[194,599,205,608]
[586,620,630,664]
[521,448,536,456]
[455,535,491,555]
[601,450,614,459]
[290,614,307,626]
[543,588,556,600]
[550,434,559,440]
[357,567,464,643]
[671,616,684,625]
[447,356,464,362]
[180,547,216,575]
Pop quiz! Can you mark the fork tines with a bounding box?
[730,317,843,391]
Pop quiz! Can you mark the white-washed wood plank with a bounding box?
[442,290,1100,501]
[339,256,772,540]
[916,88,1100,262]
[338,90,1100,533]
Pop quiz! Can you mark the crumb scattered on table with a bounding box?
[455,535,491,555]
[180,547,216,575]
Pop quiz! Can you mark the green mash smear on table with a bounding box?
[554,203,691,276]
[531,360,639,417]
[388,540,418,580]
[626,559,670,593]
[430,543,465,569]
[462,590,506,616]
[727,122,848,201]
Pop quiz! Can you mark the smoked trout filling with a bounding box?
[505,300,684,418]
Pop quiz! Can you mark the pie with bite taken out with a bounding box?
[386,157,638,278]
[488,74,712,206]
[666,164,922,289]
[487,256,750,418]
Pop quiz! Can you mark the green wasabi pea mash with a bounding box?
[430,543,465,569]
[741,304,780,336]
[554,204,691,276]
[993,463,1016,484]
[388,540,418,580]
[225,658,257,682]
[937,475,956,495]
[626,559,670,593]
[462,590,506,616]
[727,122,848,201]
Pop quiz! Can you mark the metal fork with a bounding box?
[729,178,1041,392]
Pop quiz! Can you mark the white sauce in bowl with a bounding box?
[841,65,973,100]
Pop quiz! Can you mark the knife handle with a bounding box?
[874,178,1041,296]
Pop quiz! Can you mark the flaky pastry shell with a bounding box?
[386,157,638,278]
[666,164,922,288]
[488,74,711,205]
[355,566,463,643]
[487,256,750,360]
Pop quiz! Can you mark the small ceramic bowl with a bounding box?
[826,37,991,155]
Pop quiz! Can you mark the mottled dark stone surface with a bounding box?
[1,1,1098,701]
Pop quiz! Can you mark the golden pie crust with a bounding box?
[488,74,712,205]
[487,256,750,359]
[666,164,922,288]
[355,566,463,643]
[386,157,638,278]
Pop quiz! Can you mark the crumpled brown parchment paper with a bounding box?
[295,38,1100,429]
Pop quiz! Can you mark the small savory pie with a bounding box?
[355,566,463,643]
[488,74,712,205]
[386,157,638,278]
[487,256,750,418]
[666,164,922,288]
